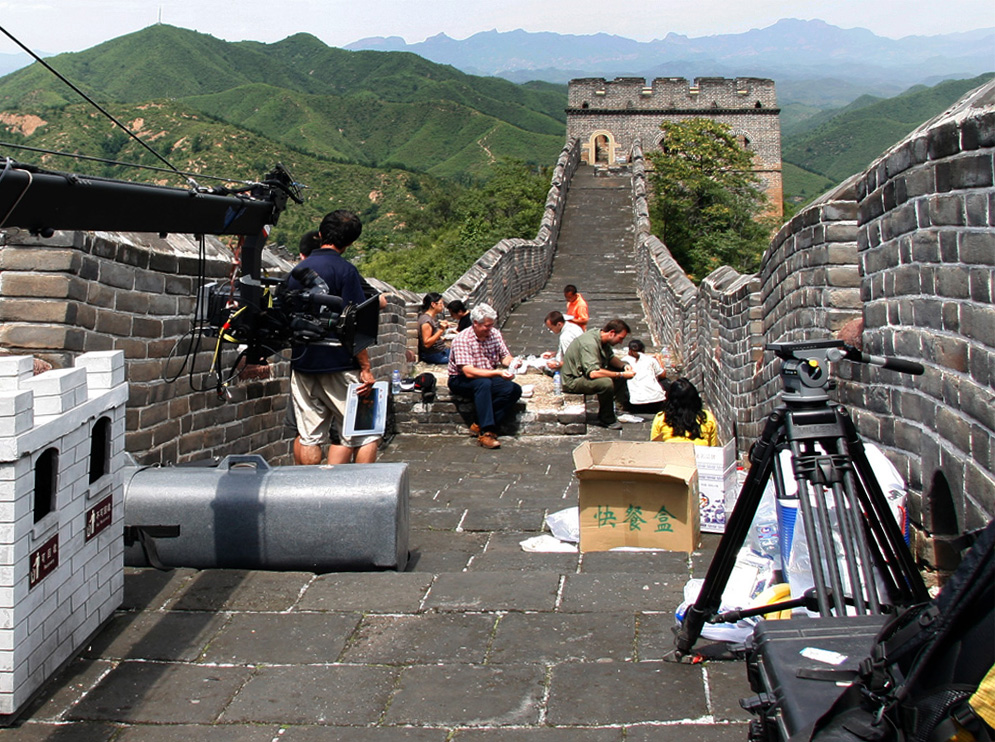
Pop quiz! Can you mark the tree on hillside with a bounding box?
[359,159,550,292]
[647,118,774,281]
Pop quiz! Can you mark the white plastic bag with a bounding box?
[545,506,580,544]
[674,549,778,643]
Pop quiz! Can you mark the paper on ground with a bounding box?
[520,534,578,553]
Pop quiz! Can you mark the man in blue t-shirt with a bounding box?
[288,210,380,465]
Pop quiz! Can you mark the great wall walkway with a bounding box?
[6,166,752,740]
[500,165,650,353]
[394,165,657,435]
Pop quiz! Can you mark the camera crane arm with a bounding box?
[0,159,300,281]
[0,158,377,375]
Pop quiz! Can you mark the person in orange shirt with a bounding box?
[563,284,589,331]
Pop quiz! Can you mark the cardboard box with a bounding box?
[573,441,700,552]
[694,439,736,475]
[695,440,739,534]
[698,467,740,534]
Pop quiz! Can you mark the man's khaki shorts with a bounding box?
[290,370,382,449]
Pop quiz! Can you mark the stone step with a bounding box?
[391,375,593,436]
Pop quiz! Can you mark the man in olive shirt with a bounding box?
[560,318,635,430]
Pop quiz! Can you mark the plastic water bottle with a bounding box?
[391,369,401,395]
[553,371,562,395]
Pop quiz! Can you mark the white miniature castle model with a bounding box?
[0,351,127,719]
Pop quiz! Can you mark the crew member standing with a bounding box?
[288,210,380,465]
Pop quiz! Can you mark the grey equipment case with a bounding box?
[123,455,409,571]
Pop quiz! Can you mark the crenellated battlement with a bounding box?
[568,76,778,111]
[0,350,127,719]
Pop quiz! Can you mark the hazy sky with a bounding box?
[1,0,993,56]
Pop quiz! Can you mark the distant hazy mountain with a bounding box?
[0,52,38,77]
[347,20,995,98]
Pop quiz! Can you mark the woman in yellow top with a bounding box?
[650,378,719,446]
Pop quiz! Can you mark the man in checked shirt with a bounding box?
[447,303,522,450]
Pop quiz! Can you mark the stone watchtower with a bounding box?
[567,76,783,217]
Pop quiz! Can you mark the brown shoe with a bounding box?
[478,432,501,449]
[469,423,480,436]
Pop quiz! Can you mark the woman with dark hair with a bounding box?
[418,292,451,364]
[650,377,719,446]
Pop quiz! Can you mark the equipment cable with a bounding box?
[0,141,261,190]
[0,24,199,187]
[0,157,33,229]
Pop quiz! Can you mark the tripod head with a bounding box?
[768,339,925,405]
[768,340,844,403]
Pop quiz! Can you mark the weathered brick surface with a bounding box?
[0,232,296,466]
[0,81,991,562]
[850,82,995,554]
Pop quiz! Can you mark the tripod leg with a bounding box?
[838,408,929,604]
[789,418,886,615]
[786,411,853,616]
[829,455,879,613]
[674,409,784,657]
[791,451,843,615]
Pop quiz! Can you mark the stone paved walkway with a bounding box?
[5,166,753,739]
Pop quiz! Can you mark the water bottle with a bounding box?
[391,369,401,395]
[553,371,562,395]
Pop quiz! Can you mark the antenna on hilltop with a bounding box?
[157,6,162,25]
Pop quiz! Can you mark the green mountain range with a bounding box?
[0,97,437,250]
[0,25,567,178]
[782,73,993,199]
[0,23,989,249]
[0,24,570,250]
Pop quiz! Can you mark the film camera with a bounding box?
[201,263,380,367]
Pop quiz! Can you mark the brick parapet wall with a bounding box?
[628,79,994,555]
[847,82,995,544]
[698,266,764,445]
[754,177,865,415]
[568,76,778,117]
[0,230,297,466]
[442,140,581,320]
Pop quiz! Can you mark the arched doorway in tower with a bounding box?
[584,131,617,165]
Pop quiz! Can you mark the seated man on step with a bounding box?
[541,310,584,374]
[447,303,522,450]
[560,318,635,430]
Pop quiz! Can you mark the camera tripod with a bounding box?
[674,339,931,658]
